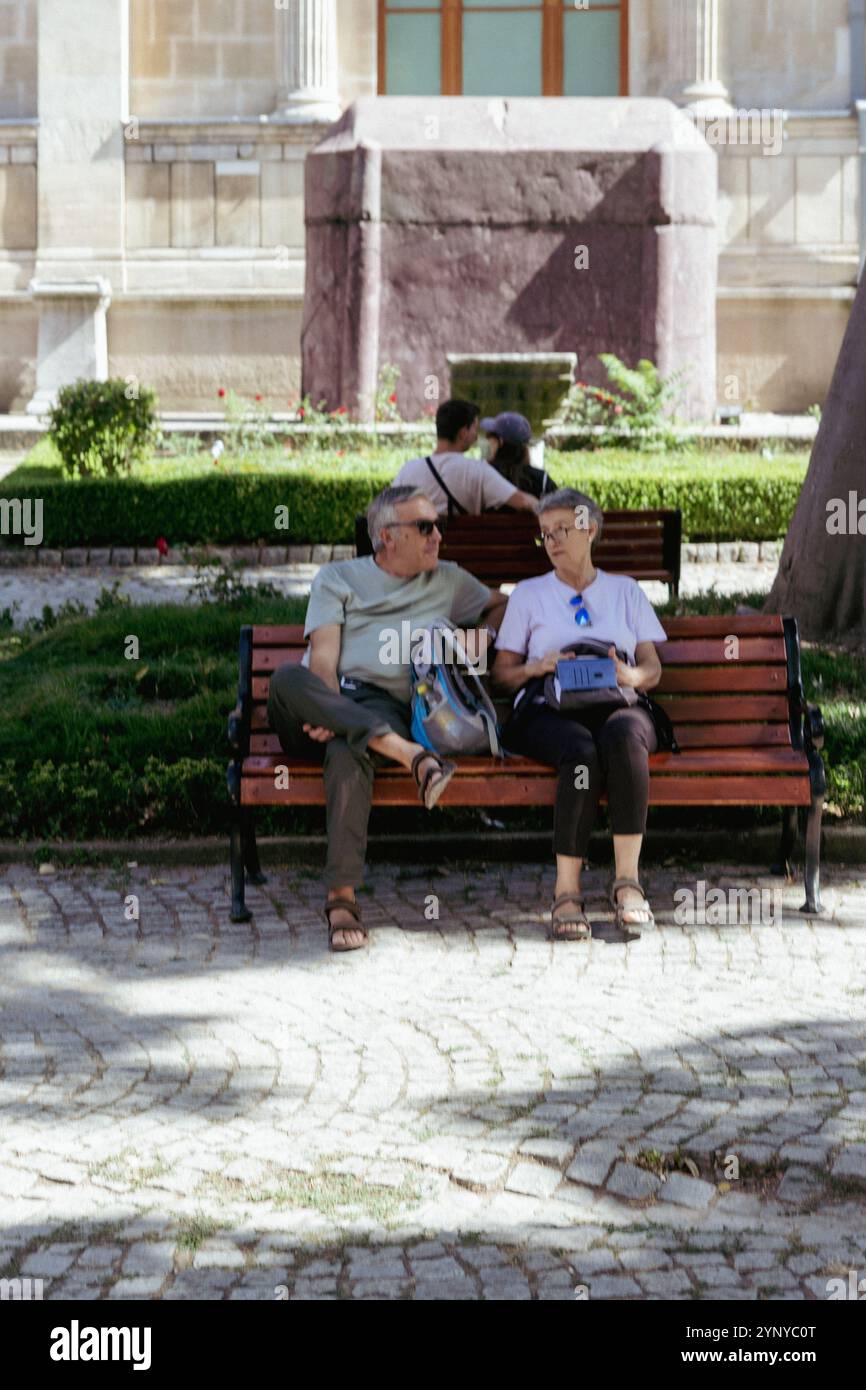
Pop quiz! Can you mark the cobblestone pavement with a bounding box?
[2,860,865,1301]
[0,561,778,626]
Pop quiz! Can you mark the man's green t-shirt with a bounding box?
[302,556,492,702]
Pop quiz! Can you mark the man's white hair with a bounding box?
[367,485,430,552]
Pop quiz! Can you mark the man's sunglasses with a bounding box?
[388,519,444,537]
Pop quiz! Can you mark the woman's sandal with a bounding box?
[411,749,457,810]
[324,898,368,952]
[609,876,655,932]
[549,893,592,942]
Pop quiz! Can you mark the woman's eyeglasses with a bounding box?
[536,525,574,548]
[570,594,591,627]
[388,519,444,537]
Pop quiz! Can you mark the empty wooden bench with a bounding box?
[354,508,683,596]
[227,614,826,922]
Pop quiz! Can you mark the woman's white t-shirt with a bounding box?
[497,568,668,667]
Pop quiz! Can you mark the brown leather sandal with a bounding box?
[411,749,457,810]
[324,898,368,952]
[609,877,654,931]
[549,893,592,942]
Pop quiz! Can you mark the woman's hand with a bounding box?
[532,649,576,678]
[607,646,638,688]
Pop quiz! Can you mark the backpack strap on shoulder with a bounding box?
[425,456,467,519]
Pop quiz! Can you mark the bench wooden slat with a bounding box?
[661,615,783,637]
[243,746,807,777]
[655,667,787,693]
[657,638,785,663]
[248,722,794,755]
[251,695,791,727]
[241,774,811,808]
[651,695,789,722]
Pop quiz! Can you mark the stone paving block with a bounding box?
[518,1137,574,1166]
[565,1141,620,1188]
[505,1162,562,1199]
[658,1172,717,1209]
[831,1147,866,1181]
[586,1274,642,1299]
[606,1162,662,1201]
[108,1275,164,1298]
[639,1268,694,1296]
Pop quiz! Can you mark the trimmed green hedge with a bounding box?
[1,445,809,546]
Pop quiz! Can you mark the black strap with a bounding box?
[425,456,467,518]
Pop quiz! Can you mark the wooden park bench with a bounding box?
[354,508,683,595]
[227,613,826,923]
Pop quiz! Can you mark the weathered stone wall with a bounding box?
[0,0,36,118]
[303,97,717,421]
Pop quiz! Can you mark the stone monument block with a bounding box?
[302,97,718,422]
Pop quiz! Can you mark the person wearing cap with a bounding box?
[393,399,537,517]
[482,411,558,503]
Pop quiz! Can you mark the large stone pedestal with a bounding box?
[26,280,112,416]
[302,98,718,422]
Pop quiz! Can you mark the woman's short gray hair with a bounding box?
[538,487,604,543]
[366,485,429,552]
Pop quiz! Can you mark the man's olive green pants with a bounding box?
[267,664,413,889]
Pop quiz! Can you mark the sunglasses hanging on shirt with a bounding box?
[570,594,592,627]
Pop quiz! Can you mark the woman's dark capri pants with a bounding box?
[503,700,658,857]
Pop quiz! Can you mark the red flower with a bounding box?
[156,537,169,556]
[298,406,305,419]
[217,388,226,399]
[255,393,262,402]
[336,406,347,415]
[614,405,624,415]
[336,449,346,458]
[389,393,397,404]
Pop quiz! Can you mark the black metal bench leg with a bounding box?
[801,794,824,915]
[772,806,799,877]
[243,808,267,886]
[230,811,252,923]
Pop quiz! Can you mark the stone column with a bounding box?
[273,0,342,124]
[27,0,129,412]
[679,0,731,113]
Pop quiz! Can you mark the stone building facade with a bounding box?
[0,0,861,415]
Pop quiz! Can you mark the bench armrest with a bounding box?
[805,703,825,752]
[227,625,254,758]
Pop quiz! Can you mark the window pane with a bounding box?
[563,9,620,95]
[386,13,442,95]
[463,12,543,96]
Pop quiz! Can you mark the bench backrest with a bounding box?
[354,509,682,588]
[240,614,802,757]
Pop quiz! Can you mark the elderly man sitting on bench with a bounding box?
[268,485,508,952]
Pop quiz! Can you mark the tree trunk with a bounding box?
[764,277,866,643]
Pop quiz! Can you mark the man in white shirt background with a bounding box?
[394,399,537,516]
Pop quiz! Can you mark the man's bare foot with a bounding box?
[325,890,366,950]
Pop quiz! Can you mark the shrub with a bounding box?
[560,354,685,449]
[47,378,159,478]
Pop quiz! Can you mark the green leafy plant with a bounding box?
[216,388,275,456]
[47,378,158,478]
[375,362,402,423]
[560,354,685,450]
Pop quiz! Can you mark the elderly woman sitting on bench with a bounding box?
[492,488,668,940]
